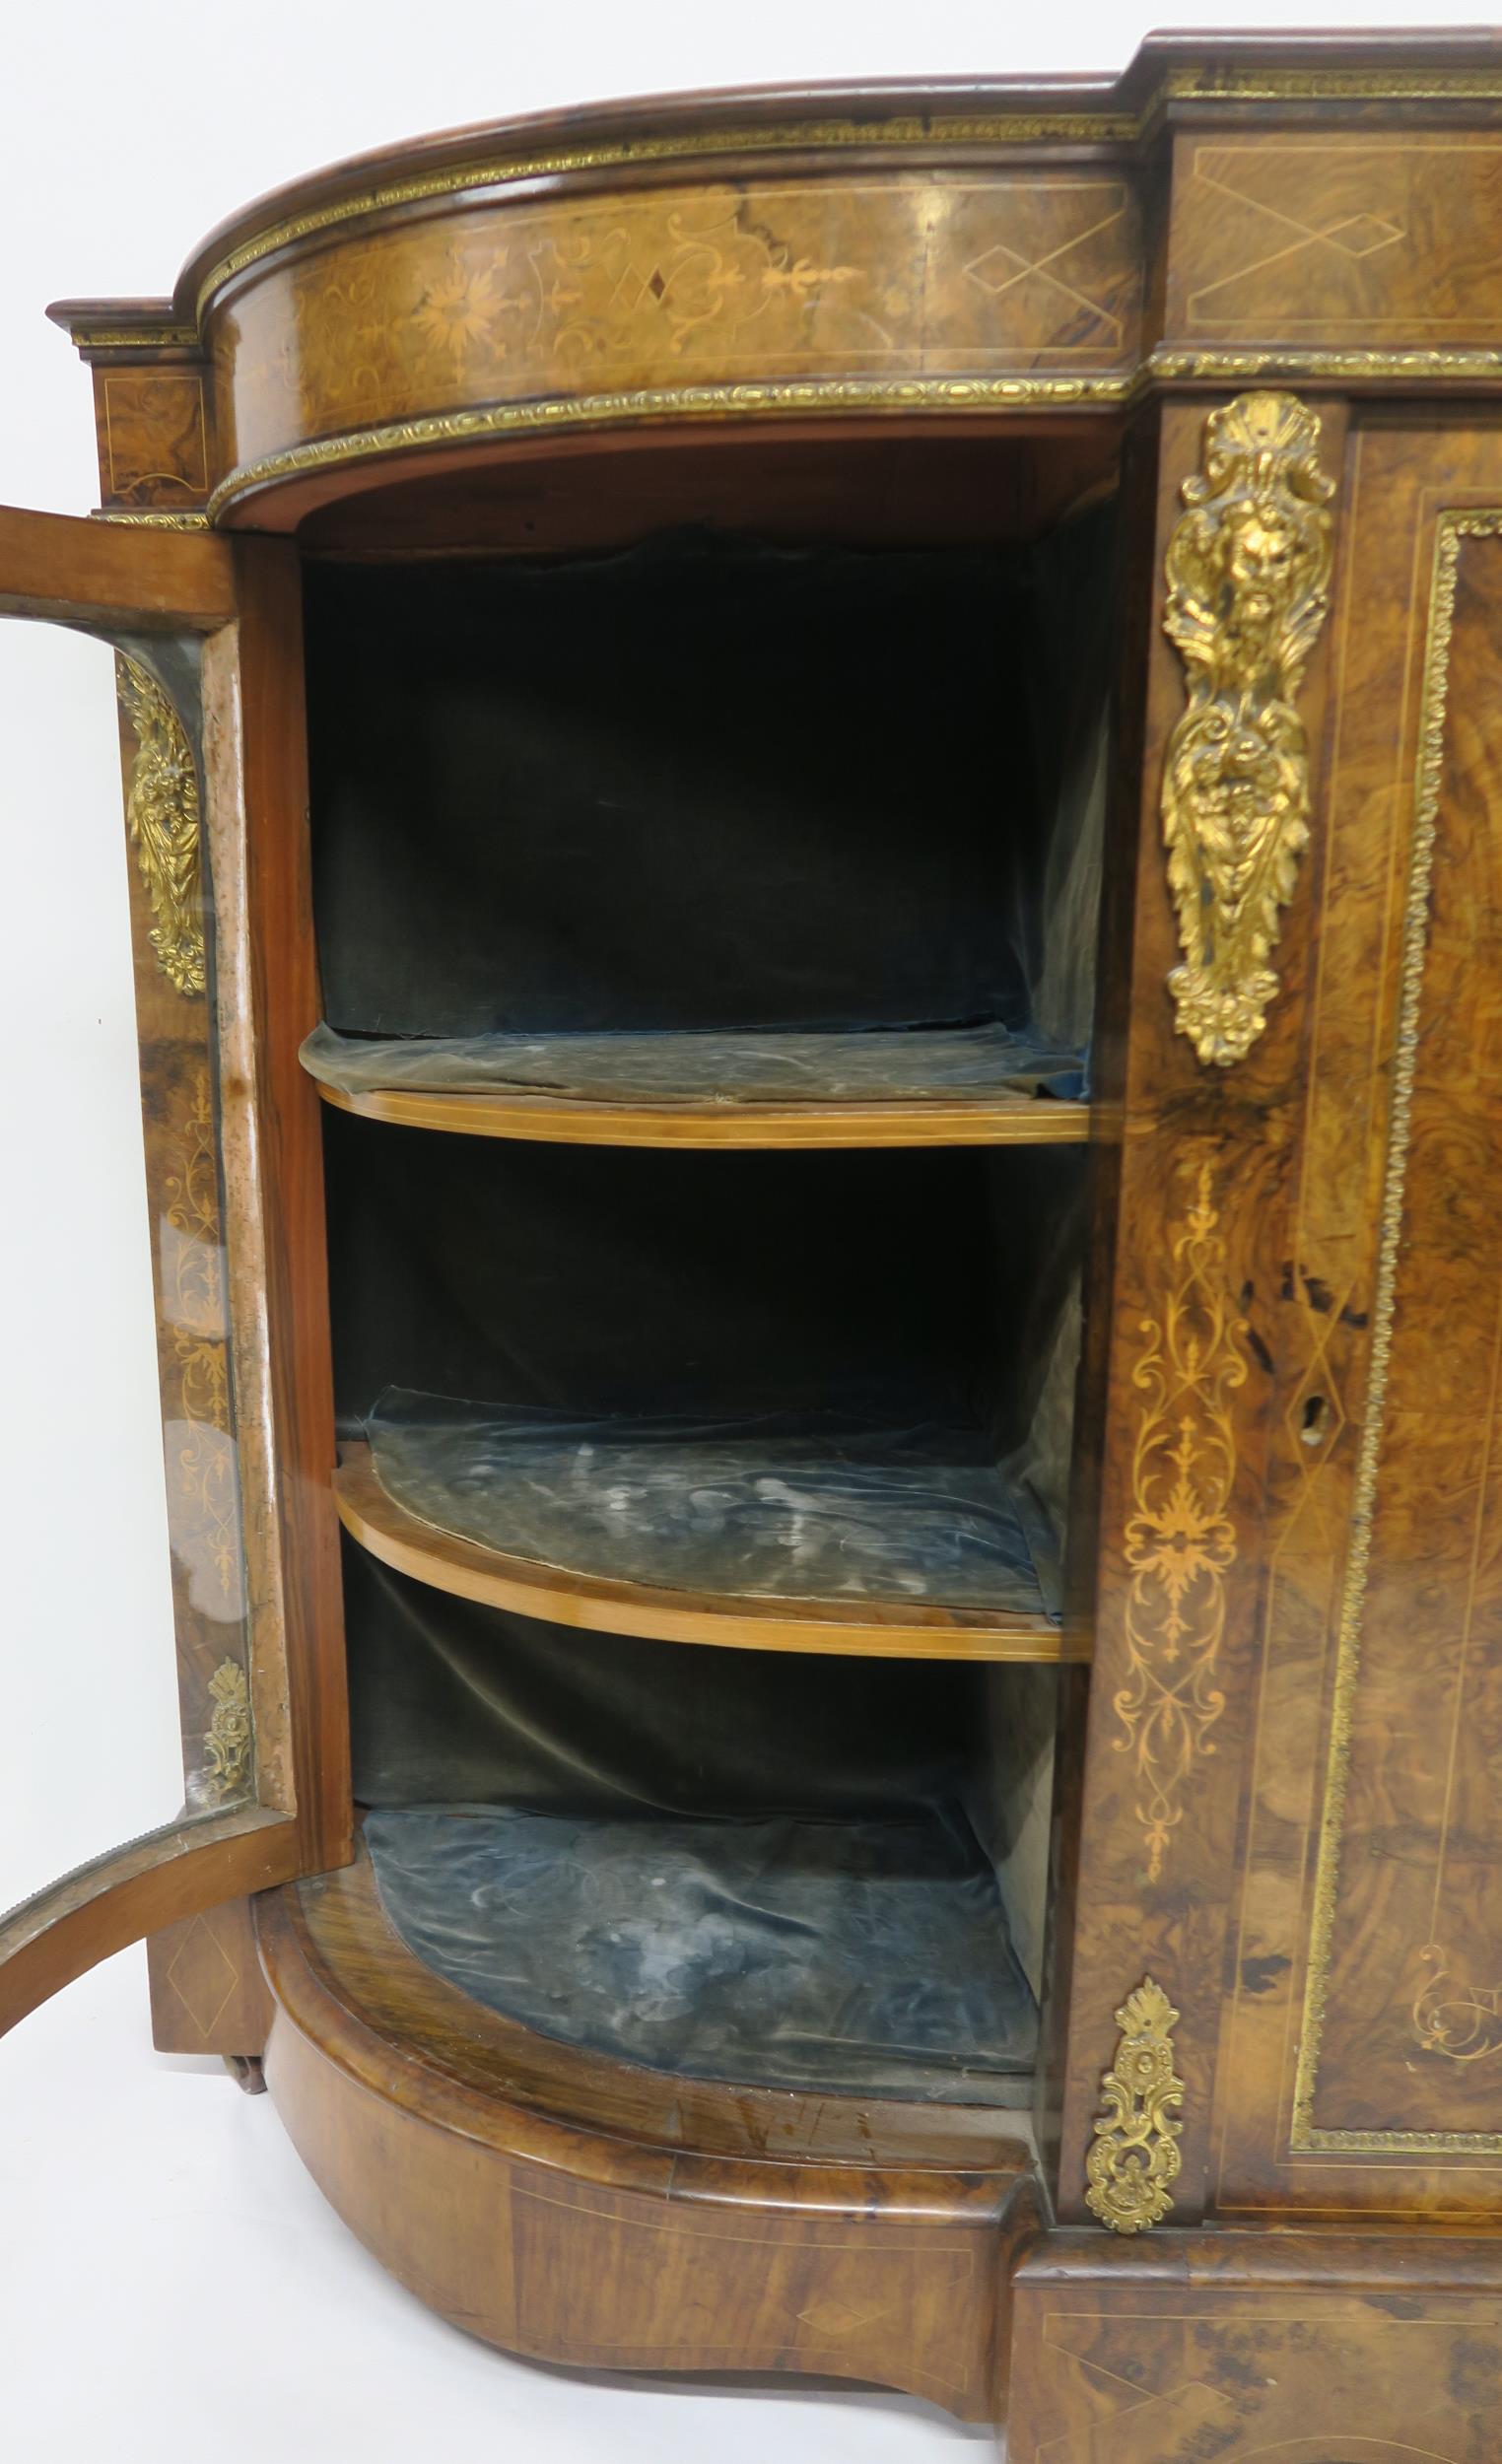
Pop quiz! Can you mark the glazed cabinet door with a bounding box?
[0,507,349,2033]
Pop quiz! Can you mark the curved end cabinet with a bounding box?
[17,32,1502,2461]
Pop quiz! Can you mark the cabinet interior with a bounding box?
[303,439,1120,2111]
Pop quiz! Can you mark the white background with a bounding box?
[0,2,1457,2456]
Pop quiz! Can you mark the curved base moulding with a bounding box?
[254,1843,1044,2423]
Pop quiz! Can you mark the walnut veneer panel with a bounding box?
[1166,132,1502,348]
[1008,2229,1502,2463]
[1212,425,1502,2219]
[147,1896,271,2055]
[205,170,1141,501]
[1050,391,1348,2227]
[95,369,210,510]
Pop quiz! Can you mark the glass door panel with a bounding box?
[0,620,191,1913]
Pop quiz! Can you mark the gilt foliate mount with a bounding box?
[1085,1977,1185,2235]
[204,1657,253,1800]
[116,652,205,998]
[1161,391,1335,1068]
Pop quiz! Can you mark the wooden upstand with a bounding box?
[6,32,1502,2459]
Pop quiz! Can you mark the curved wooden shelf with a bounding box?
[334,1440,1085,1663]
[256,1835,1041,2422]
[314,1073,1091,1148]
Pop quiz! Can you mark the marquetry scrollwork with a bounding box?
[116,651,205,997]
[1412,1950,1502,2064]
[204,1659,252,1798]
[1161,390,1335,1066]
[1114,1164,1247,1880]
[1085,1978,1184,2233]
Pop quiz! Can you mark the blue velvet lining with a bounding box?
[368,1389,1059,1618]
[365,1802,1036,2102]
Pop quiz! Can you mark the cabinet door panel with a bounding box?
[1211,424,1502,2218]
[0,508,349,2033]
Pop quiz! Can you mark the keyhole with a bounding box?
[1301,1394,1330,1446]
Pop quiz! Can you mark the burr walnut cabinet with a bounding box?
[8,30,1502,2457]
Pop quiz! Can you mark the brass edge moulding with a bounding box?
[1085,1976,1185,2232]
[94,508,211,529]
[1161,65,1502,103]
[1290,508,1502,2160]
[204,357,1502,524]
[67,324,201,354]
[1160,391,1335,1067]
[1150,348,1502,385]
[116,653,206,996]
[202,374,1134,518]
[1114,1162,1247,1879]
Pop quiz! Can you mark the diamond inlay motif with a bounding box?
[961,188,1128,349]
[795,2295,891,2337]
[165,1912,239,2039]
[613,262,675,311]
[967,242,1039,298]
[1320,213,1406,259]
[1186,148,1433,330]
[1281,1276,1355,1475]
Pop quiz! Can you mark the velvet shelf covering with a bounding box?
[300,1019,1086,1110]
[363,1388,1062,1622]
[364,1800,1038,2103]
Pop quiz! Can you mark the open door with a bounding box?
[0,507,350,2032]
